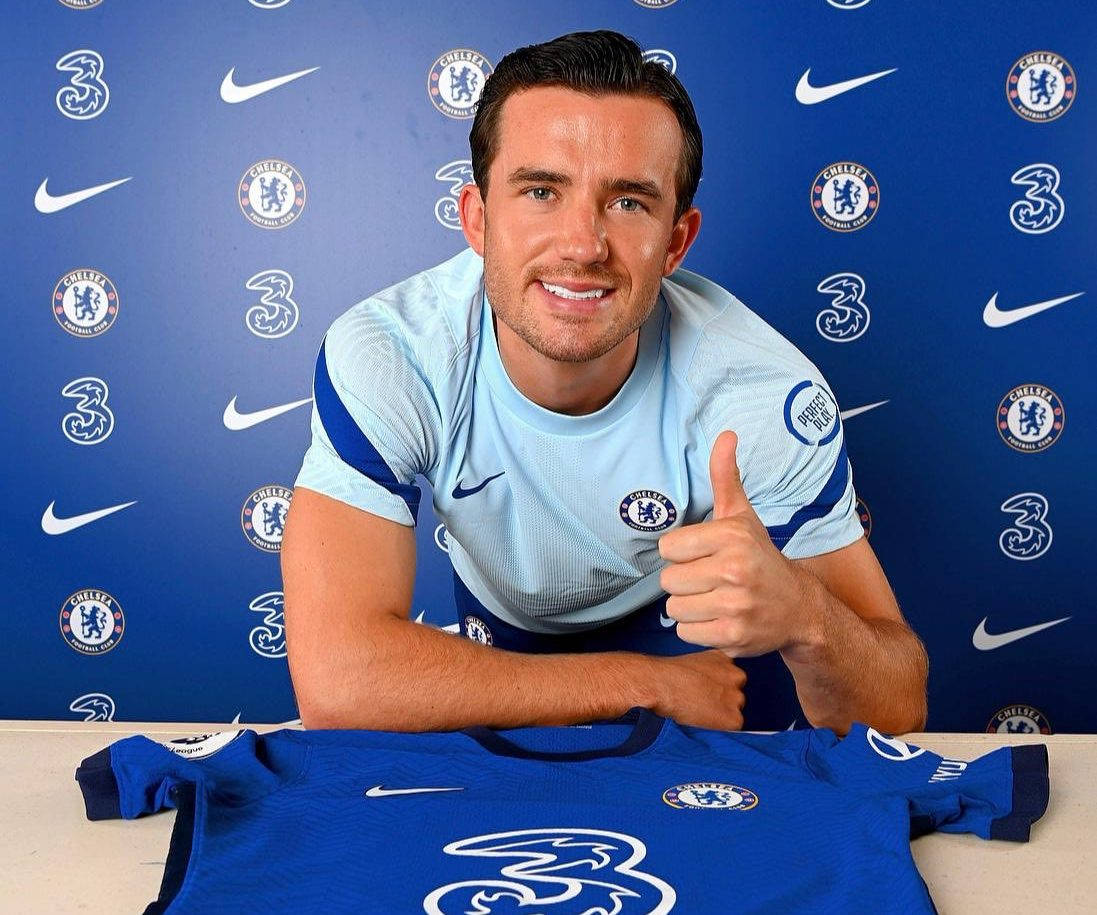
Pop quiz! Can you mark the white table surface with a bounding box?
[2,720,1092,913]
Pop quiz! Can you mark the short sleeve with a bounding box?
[293,303,440,526]
[74,729,309,821]
[805,722,1050,842]
[753,377,864,559]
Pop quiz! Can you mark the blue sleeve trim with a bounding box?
[989,743,1050,841]
[765,440,850,546]
[144,782,196,914]
[313,337,421,522]
[74,746,122,821]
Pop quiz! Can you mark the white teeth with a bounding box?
[541,281,606,300]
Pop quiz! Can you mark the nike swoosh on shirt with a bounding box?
[220,66,320,103]
[839,400,888,421]
[452,471,506,499]
[35,177,132,213]
[983,292,1084,328]
[972,616,1070,651]
[223,396,312,430]
[42,499,137,535]
[364,785,464,798]
[795,67,898,105]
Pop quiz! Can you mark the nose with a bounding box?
[553,198,608,265]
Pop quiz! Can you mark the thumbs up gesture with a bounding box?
[657,430,812,656]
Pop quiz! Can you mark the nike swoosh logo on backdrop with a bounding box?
[983,292,1084,328]
[223,396,312,430]
[42,500,137,535]
[35,177,132,213]
[364,785,464,798]
[795,67,898,105]
[840,400,888,421]
[972,616,1070,651]
[452,471,505,499]
[220,66,320,103]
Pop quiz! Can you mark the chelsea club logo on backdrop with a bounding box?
[57,0,105,8]
[1007,52,1076,122]
[811,161,879,231]
[60,589,124,655]
[239,159,306,229]
[620,491,678,532]
[986,705,1051,735]
[53,269,118,337]
[815,272,870,342]
[464,616,493,645]
[428,50,492,119]
[55,49,109,119]
[241,485,293,551]
[996,383,1064,452]
[663,782,759,810]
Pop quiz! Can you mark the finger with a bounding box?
[659,518,743,563]
[664,592,724,624]
[709,430,754,520]
[660,555,732,596]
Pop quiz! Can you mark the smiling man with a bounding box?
[282,30,928,736]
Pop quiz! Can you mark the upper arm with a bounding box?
[280,486,416,725]
[793,535,903,624]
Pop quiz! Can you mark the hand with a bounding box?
[657,430,817,657]
[651,649,747,731]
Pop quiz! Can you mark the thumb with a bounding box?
[709,430,752,520]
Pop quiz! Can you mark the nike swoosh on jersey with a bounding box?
[364,785,464,797]
[223,396,313,430]
[839,400,888,421]
[795,67,898,105]
[452,471,506,499]
[972,616,1070,651]
[982,292,1084,328]
[34,177,132,214]
[42,499,137,535]
[220,66,321,103]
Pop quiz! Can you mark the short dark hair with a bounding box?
[469,30,703,222]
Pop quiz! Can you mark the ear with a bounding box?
[459,183,486,256]
[662,206,702,276]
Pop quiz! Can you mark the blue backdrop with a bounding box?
[6,0,1093,733]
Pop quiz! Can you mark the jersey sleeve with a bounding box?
[805,722,1050,841]
[293,303,440,526]
[74,728,309,821]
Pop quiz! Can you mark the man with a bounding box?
[282,31,927,736]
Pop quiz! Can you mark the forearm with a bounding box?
[299,616,659,732]
[779,570,928,736]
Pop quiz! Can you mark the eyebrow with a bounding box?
[506,166,664,201]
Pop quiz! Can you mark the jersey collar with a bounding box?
[462,707,666,761]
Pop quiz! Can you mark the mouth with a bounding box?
[535,279,616,314]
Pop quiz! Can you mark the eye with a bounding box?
[525,187,554,201]
[613,197,646,212]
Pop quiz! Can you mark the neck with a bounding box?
[493,315,640,416]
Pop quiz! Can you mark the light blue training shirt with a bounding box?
[294,247,864,634]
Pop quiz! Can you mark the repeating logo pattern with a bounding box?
[986,705,1051,734]
[60,589,124,654]
[996,384,1064,453]
[998,493,1052,560]
[1007,52,1076,122]
[1009,163,1064,233]
[69,693,116,721]
[249,591,287,657]
[816,272,870,342]
[239,159,306,229]
[811,161,879,231]
[464,616,493,645]
[53,269,118,337]
[641,49,677,74]
[241,485,292,551]
[61,377,114,445]
[428,50,492,119]
[434,160,473,229]
[55,49,109,119]
[244,269,299,338]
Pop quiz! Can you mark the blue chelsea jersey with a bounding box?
[294,248,864,633]
[75,714,1049,913]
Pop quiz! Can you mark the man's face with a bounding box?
[469,86,695,364]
